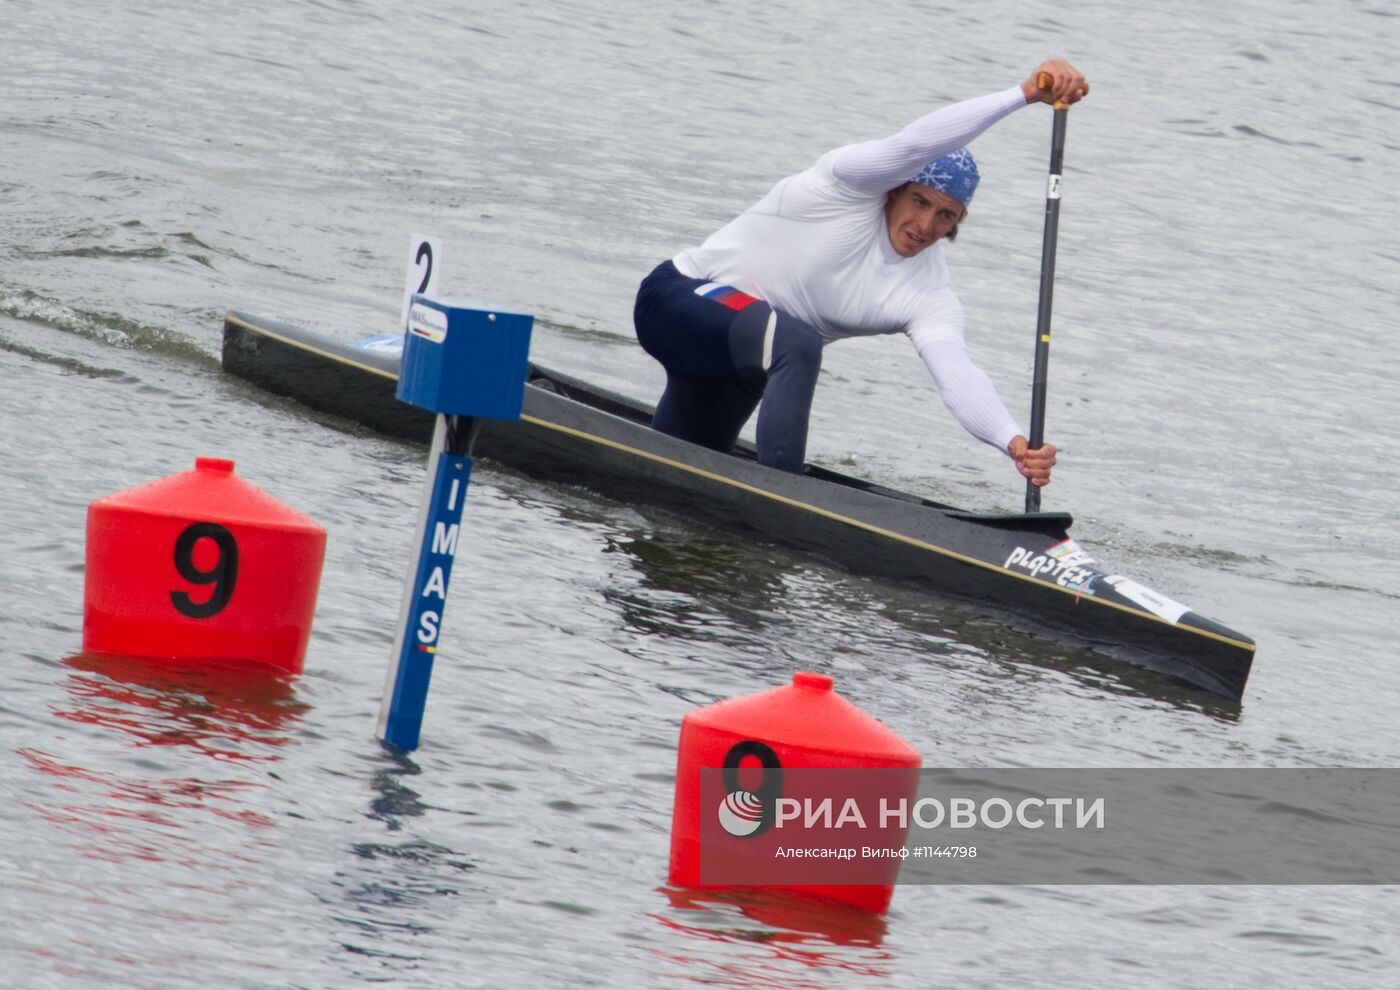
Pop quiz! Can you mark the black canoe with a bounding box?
[221,311,1256,700]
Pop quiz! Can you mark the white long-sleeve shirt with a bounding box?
[673,85,1029,454]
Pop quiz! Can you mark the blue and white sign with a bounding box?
[376,238,534,752]
[377,449,472,751]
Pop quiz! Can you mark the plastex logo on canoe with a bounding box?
[1004,537,1099,592]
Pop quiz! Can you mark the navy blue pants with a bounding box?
[633,261,823,473]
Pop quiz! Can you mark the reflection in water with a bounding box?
[589,504,1242,714]
[17,653,310,866]
[18,747,279,859]
[653,886,893,985]
[55,652,308,760]
[600,526,795,643]
[594,521,843,702]
[365,744,429,830]
[321,747,480,972]
[876,597,1246,719]
[328,832,477,950]
[606,526,793,605]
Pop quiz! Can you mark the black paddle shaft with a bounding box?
[1025,106,1068,514]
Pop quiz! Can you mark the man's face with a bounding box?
[884,184,966,257]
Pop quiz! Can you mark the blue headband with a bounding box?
[912,148,979,206]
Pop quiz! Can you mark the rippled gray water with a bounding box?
[4,0,1399,986]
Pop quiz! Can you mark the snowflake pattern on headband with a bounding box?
[913,147,980,206]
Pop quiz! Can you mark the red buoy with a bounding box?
[668,672,922,914]
[83,457,326,675]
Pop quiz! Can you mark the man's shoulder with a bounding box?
[770,150,883,214]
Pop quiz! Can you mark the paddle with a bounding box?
[1025,73,1069,514]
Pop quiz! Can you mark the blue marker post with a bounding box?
[376,294,533,751]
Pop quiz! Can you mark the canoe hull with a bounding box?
[222,311,1255,700]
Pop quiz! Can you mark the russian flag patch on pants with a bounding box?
[693,282,760,311]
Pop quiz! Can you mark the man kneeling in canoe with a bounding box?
[633,59,1087,486]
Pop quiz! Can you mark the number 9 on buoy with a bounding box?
[83,457,327,675]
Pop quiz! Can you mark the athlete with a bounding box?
[633,59,1088,485]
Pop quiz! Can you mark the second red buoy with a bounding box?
[668,671,922,914]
